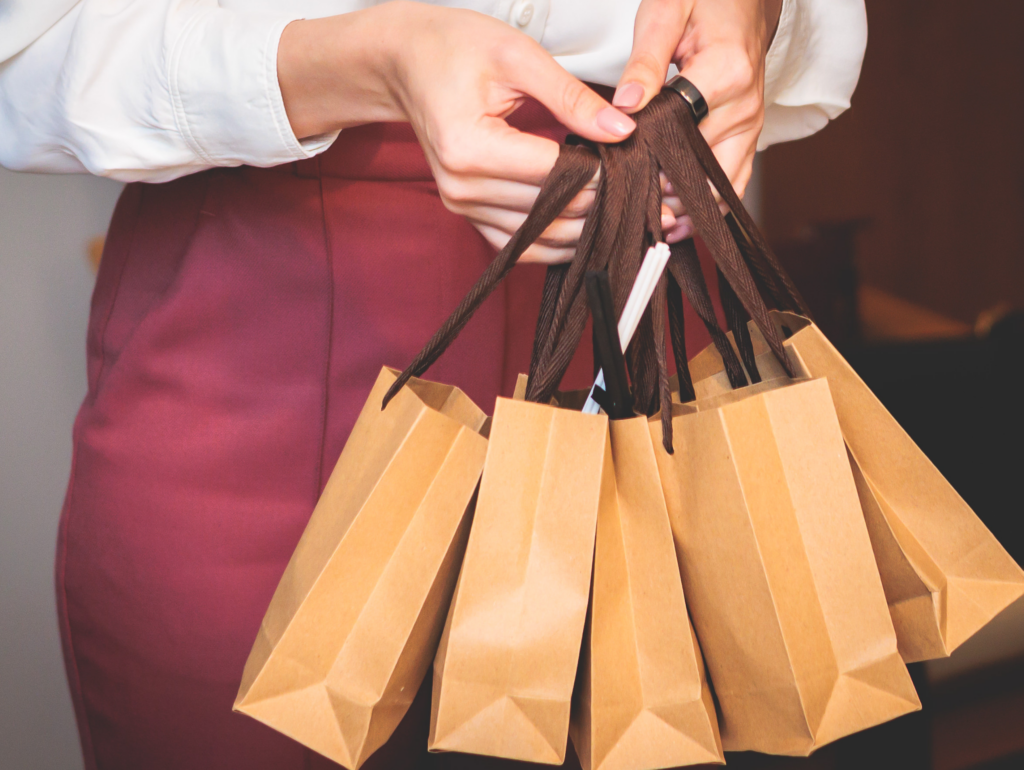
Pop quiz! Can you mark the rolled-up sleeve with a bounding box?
[759,0,867,150]
[0,0,338,182]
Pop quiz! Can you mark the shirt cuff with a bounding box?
[169,9,338,169]
[759,0,867,150]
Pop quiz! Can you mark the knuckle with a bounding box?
[559,80,593,120]
[719,55,757,96]
[562,191,594,217]
[436,138,477,177]
[627,52,664,86]
[495,36,536,73]
[438,177,473,205]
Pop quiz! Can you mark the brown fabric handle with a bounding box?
[383,143,599,408]
[684,116,811,318]
[639,92,795,380]
[388,83,812,456]
[666,271,696,403]
[718,267,762,385]
[668,240,748,390]
[526,139,643,404]
[529,264,568,386]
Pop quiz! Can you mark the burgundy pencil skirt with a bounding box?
[55,101,717,770]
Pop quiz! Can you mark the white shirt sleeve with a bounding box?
[0,0,865,180]
[0,0,337,182]
[759,0,867,150]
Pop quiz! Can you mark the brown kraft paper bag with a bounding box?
[235,367,488,769]
[429,396,608,765]
[571,414,723,770]
[651,376,920,756]
[690,312,1024,663]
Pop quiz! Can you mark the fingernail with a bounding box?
[665,220,694,244]
[664,181,675,195]
[596,107,636,138]
[661,212,677,230]
[612,82,644,109]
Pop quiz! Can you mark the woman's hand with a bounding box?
[614,0,783,243]
[278,2,660,263]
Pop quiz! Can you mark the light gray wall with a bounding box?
[0,167,122,770]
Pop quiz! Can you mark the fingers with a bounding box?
[663,195,685,219]
[666,216,694,244]
[506,41,636,144]
[614,0,696,113]
[474,224,577,265]
[471,208,588,248]
[440,176,597,216]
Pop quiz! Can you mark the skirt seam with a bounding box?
[315,161,336,495]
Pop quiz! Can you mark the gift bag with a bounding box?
[570,415,723,770]
[234,367,488,769]
[699,313,1024,662]
[429,396,608,764]
[651,374,920,756]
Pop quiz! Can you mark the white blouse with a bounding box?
[0,0,867,182]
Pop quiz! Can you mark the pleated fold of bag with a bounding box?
[651,374,921,755]
[571,414,723,770]
[689,313,1024,663]
[235,367,488,768]
[429,396,608,764]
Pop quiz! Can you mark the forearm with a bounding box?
[278,6,406,141]
[0,0,330,181]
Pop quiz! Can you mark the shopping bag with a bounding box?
[234,367,488,769]
[781,312,1024,661]
[571,415,723,770]
[651,376,920,756]
[428,396,608,764]
[715,312,1024,662]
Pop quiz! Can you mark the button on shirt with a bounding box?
[0,0,867,182]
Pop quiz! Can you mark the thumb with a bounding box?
[511,43,636,144]
[614,0,695,114]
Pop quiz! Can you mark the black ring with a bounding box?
[665,75,709,124]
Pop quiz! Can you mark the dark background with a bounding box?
[749,2,1024,769]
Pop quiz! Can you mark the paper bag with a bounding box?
[651,377,920,755]
[571,415,723,770]
[429,397,607,764]
[694,312,1024,662]
[235,367,488,768]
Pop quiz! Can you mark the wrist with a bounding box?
[277,5,408,140]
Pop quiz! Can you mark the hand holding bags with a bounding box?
[234,367,488,769]
[232,79,1022,768]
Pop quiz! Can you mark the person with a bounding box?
[0,1,867,768]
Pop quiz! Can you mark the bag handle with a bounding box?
[682,112,810,318]
[383,143,599,408]
[667,240,749,390]
[526,137,651,404]
[638,91,795,381]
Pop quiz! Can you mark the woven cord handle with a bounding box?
[640,91,795,379]
[678,103,810,317]
[383,143,599,408]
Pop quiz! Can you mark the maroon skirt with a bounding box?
[55,102,716,770]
